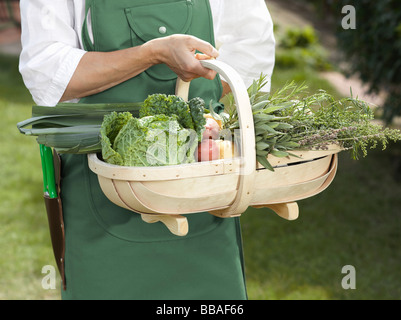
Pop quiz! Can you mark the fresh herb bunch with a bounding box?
[223,75,401,171]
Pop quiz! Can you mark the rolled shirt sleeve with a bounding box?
[210,0,276,91]
[19,0,86,106]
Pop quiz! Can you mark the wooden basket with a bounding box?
[88,60,341,236]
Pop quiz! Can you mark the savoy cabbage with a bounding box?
[100,111,198,167]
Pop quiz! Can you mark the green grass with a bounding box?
[1,50,400,300]
[0,54,61,300]
[242,146,401,300]
[0,55,34,105]
[241,63,401,300]
[270,67,339,97]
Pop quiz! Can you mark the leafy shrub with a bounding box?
[275,26,331,71]
[336,0,401,123]
[280,26,318,49]
[299,0,401,123]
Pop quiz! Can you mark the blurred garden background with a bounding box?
[1,0,400,299]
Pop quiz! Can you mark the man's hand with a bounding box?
[148,34,219,82]
[61,35,219,102]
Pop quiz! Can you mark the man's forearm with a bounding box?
[60,35,219,102]
[60,44,154,102]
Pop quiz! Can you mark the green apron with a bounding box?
[60,0,247,300]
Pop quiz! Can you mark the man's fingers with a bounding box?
[195,53,214,60]
[177,49,217,81]
[153,35,219,81]
[188,37,218,79]
[201,68,217,81]
[179,62,217,82]
[188,36,219,59]
[194,53,218,80]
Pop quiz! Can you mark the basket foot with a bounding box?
[141,214,189,237]
[253,202,299,221]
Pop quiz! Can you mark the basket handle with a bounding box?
[176,59,256,217]
[140,60,255,235]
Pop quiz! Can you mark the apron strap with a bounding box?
[82,0,95,51]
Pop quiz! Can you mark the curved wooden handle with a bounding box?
[142,59,256,234]
[141,214,189,237]
[200,59,256,217]
[175,78,190,102]
[175,59,256,217]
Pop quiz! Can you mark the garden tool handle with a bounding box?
[40,144,58,199]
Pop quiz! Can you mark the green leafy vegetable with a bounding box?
[140,93,207,141]
[17,102,142,154]
[100,112,198,167]
[140,94,194,130]
[188,97,207,141]
[100,111,131,165]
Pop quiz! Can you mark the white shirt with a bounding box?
[19,0,275,106]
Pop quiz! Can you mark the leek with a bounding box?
[17,102,142,154]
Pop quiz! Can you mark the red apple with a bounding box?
[196,139,220,162]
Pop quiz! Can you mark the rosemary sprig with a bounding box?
[223,75,401,171]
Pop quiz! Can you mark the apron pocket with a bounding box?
[125,0,193,81]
